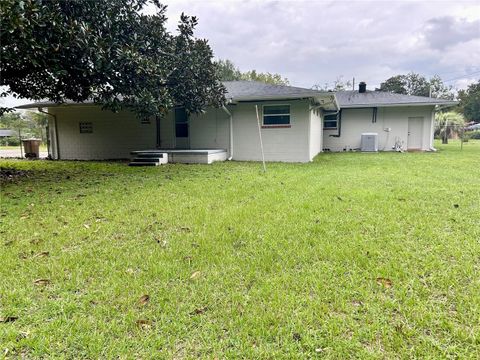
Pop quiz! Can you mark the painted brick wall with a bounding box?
[51,106,156,160]
[309,108,322,160]
[231,100,311,163]
[323,106,435,152]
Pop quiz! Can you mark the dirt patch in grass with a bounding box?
[0,167,33,182]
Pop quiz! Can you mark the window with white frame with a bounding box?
[323,112,338,129]
[263,105,290,126]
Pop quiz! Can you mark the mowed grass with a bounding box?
[1,141,479,359]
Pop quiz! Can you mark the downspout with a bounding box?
[222,105,233,160]
[155,115,161,148]
[38,107,59,159]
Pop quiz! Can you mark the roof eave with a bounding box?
[231,92,332,102]
[339,101,458,108]
[15,102,94,109]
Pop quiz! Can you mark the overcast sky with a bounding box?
[160,0,480,89]
[3,0,479,107]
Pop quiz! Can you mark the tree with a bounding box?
[0,112,29,145]
[240,70,290,86]
[429,75,455,100]
[457,80,480,122]
[435,111,465,144]
[0,112,48,145]
[214,59,289,85]
[312,76,352,91]
[215,59,242,81]
[0,0,225,118]
[378,72,453,99]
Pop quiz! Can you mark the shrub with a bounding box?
[466,130,480,140]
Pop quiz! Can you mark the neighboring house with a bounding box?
[17,81,456,163]
[0,129,16,137]
[465,123,480,131]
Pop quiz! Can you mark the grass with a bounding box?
[1,140,479,358]
[0,145,48,151]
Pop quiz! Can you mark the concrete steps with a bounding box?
[128,152,168,166]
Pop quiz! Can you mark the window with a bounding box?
[175,108,188,138]
[323,113,338,129]
[263,105,290,126]
[79,122,93,133]
[141,118,151,125]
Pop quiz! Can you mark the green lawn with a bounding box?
[1,141,479,358]
[0,145,48,151]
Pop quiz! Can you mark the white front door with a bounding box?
[407,117,423,149]
[175,108,189,149]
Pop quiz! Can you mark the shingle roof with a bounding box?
[336,90,457,108]
[16,81,329,109]
[223,80,327,101]
[16,82,457,110]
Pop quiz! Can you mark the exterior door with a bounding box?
[407,117,423,149]
[175,108,189,149]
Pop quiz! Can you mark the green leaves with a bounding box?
[379,72,454,99]
[215,59,290,85]
[458,80,480,121]
[0,0,225,117]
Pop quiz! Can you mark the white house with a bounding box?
[17,81,456,163]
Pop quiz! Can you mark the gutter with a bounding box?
[38,107,59,159]
[340,101,458,108]
[222,105,233,160]
[231,93,330,102]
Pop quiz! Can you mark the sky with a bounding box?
[159,0,480,89]
[3,0,480,108]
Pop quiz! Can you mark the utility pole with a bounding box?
[352,77,355,91]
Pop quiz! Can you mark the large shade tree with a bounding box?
[378,72,453,99]
[0,0,225,118]
[457,80,480,122]
[215,59,290,85]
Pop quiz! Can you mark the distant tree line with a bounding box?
[215,59,290,85]
[0,112,48,146]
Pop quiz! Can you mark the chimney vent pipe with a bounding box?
[359,82,366,93]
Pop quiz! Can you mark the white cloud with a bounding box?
[162,0,480,89]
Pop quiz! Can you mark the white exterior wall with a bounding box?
[231,100,311,162]
[309,108,322,160]
[323,106,435,152]
[47,100,316,162]
[47,106,231,160]
[159,111,175,149]
[189,108,230,154]
[50,106,156,160]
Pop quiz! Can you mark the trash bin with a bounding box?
[22,139,42,159]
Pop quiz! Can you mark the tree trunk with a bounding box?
[442,121,449,144]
